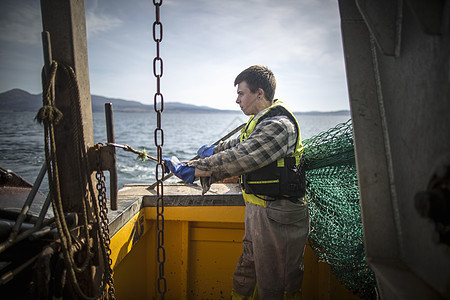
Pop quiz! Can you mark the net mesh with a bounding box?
[303,119,377,299]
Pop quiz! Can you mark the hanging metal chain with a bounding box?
[152,0,166,298]
[96,168,116,299]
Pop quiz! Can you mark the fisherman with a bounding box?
[163,65,309,299]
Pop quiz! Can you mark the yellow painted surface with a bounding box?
[144,205,245,223]
[111,205,360,299]
[109,210,147,269]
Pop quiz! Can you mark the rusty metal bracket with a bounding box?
[87,103,118,211]
[87,144,115,172]
[87,143,118,211]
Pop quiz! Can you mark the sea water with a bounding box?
[0,111,350,194]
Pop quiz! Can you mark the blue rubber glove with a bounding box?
[197,144,216,158]
[162,156,195,184]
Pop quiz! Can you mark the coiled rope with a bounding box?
[36,60,114,299]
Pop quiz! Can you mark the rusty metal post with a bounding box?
[105,103,118,210]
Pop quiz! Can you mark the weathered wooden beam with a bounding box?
[40,0,100,297]
[40,0,93,213]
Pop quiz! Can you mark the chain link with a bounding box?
[96,169,116,299]
[153,0,166,298]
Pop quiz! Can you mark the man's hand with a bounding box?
[197,144,216,158]
[162,156,195,184]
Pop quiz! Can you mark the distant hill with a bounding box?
[0,89,350,115]
[0,89,43,112]
[295,110,350,116]
[0,89,233,113]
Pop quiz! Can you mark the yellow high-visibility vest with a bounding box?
[240,100,303,207]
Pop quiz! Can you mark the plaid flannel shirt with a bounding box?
[188,109,298,183]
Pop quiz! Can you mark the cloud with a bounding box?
[163,0,343,69]
[86,10,123,38]
[82,0,346,112]
[0,0,123,43]
[0,0,348,112]
[0,1,41,45]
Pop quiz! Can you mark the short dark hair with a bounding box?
[234,65,276,101]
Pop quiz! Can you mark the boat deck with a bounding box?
[109,182,359,299]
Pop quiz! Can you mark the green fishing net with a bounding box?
[303,119,377,299]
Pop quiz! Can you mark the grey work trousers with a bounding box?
[233,198,310,299]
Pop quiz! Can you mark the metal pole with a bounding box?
[105,103,118,210]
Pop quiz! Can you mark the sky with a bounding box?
[0,0,350,112]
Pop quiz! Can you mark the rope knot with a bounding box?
[35,105,63,124]
[137,148,148,162]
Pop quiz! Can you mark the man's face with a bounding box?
[236,81,259,115]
